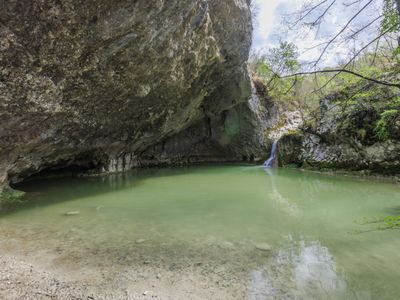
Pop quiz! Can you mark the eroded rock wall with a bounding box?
[0,0,263,187]
[278,83,400,174]
[279,131,400,174]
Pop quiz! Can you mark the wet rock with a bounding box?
[278,132,304,167]
[277,118,400,174]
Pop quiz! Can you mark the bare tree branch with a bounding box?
[370,36,381,65]
[284,76,298,94]
[289,0,331,28]
[278,69,400,88]
[343,0,366,7]
[307,0,337,27]
[346,15,383,40]
[313,0,375,67]
[309,27,396,94]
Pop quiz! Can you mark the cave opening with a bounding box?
[11,157,103,189]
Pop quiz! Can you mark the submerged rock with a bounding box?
[0,187,26,207]
[64,211,80,216]
[254,242,272,252]
[0,0,264,192]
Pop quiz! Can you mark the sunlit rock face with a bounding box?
[0,0,263,186]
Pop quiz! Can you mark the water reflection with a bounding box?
[263,168,299,217]
[248,237,368,300]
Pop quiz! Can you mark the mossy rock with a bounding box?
[278,131,304,166]
[0,187,26,207]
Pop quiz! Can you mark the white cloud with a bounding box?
[252,0,383,67]
[253,0,282,38]
[252,0,302,51]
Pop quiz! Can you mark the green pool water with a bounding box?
[1,166,400,299]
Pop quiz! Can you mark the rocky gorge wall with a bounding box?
[279,131,400,175]
[277,83,400,176]
[0,0,266,192]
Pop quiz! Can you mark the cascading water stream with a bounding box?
[263,140,278,168]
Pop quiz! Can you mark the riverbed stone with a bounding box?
[254,242,272,251]
[64,211,80,216]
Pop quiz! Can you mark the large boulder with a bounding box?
[0,0,263,188]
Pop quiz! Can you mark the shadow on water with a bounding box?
[3,164,255,216]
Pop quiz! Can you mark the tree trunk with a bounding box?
[396,0,400,46]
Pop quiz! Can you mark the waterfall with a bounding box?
[263,140,278,168]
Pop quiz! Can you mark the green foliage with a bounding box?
[381,0,400,33]
[255,62,272,78]
[0,188,26,207]
[394,46,400,59]
[375,118,391,140]
[357,215,400,232]
[251,41,299,79]
[266,41,300,75]
[250,36,400,143]
[374,108,400,140]
[250,41,302,104]
[381,215,400,229]
[381,0,400,58]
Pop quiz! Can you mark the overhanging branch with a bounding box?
[278,69,400,88]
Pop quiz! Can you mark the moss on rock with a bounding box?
[277,131,304,167]
[0,187,26,207]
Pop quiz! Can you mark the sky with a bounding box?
[252,0,383,67]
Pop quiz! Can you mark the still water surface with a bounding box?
[1,166,400,299]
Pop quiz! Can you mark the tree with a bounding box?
[276,0,400,90]
[382,0,400,45]
[250,41,304,106]
[266,41,300,75]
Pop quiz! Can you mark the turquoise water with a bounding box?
[1,166,400,299]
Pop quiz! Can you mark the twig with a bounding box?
[311,27,396,93]
[313,0,374,67]
[289,0,330,28]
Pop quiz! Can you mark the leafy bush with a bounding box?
[374,108,400,140]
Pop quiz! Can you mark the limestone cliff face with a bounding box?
[279,127,400,175]
[278,83,400,175]
[0,0,263,187]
